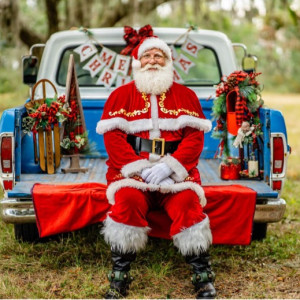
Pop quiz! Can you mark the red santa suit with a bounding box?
[96,38,213,256]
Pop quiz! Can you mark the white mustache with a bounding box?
[140,64,164,72]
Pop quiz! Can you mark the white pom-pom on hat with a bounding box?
[131,58,142,69]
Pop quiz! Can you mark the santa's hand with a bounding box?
[141,167,152,181]
[159,177,175,186]
[143,163,172,185]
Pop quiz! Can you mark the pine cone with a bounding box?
[227,77,237,90]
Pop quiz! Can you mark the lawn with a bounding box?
[0,93,299,298]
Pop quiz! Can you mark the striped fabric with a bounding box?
[234,87,246,126]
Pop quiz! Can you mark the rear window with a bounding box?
[56,44,221,88]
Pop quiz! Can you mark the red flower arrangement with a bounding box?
[22,94,88,154]
[22,95,68,134]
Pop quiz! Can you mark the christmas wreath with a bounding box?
[212,71,264,158]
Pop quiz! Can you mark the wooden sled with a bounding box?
[25,79,61,174]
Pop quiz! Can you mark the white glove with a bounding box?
[159,177,175,186]
[142,162,172,185]
[141,167,152,181]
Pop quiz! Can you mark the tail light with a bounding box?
[0,133,15,191]
[1,137,13,173]
[272,136,284,174]
[272,180,282,191]
[270,133,288,194]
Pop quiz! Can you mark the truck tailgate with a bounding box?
[8,158,278,199]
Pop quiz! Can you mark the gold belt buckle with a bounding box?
[152,138,165,156]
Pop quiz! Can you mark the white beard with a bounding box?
[133,61,174,95]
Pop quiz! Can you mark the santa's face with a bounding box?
[140,48,166,69]
[133,48,173,95]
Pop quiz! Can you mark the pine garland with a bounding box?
[212,71,264,158]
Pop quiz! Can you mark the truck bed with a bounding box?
[8,158,278,199]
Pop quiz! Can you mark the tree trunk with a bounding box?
[180,0,186,25]
[193,0,200,24]
[83,0,93,28]
[74,0,84,27]
[64,0,71,29]
[0,0,19,46]
[45,0,60,37]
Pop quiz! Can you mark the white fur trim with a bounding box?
[101,216,150,253]
[106,178,155,205]
[159,181,207,207]
[159,115,212,133]
[121,159,153,178]
[96,118,153,135]
[138,37,172,60]
[131,58,141,69]
[96,115,212,135]
[161,155,188,182]
[106,178,206,206]
[173,216,212,256]
[149,94,160,139]
[149,153,161,162]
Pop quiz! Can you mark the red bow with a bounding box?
[121,25,154,56]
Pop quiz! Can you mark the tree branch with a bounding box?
[99,0,172,27]
[19,21,46,47]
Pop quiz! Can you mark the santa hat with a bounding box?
[131,37,172,69]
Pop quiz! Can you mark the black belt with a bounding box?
[127,135,180,156]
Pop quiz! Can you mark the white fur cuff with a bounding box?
[161,155,188,182]
[173,216,212,256]
[101,216,150,253]
[159,181,206,207]
[106,178,155,205]
[121,159,153,178]
[106,178,206,206]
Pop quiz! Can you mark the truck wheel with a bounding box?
[252,223,268,241]
[14,223,40,242]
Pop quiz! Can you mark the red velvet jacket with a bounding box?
[96,81,212,205]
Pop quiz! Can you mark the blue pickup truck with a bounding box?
[0,27,289,242]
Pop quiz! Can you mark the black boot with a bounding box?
[186,253,217,299]
[105,248,136,299]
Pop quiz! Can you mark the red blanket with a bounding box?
[32,183,256,245]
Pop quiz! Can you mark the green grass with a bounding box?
[0,88,28,118]
[0,93,299,298]
[0,219,299,298]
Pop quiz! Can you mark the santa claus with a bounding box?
[96,36,216,299]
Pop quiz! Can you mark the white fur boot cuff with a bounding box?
[172,216,212,256]
[101,216,150,253]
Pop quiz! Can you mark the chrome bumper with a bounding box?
[1,199,36,223]
[1,197,286,224]
[253,198,286,223]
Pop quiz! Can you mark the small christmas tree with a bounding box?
[61,54,88,173]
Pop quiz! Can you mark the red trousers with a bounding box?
[109,187,206,237]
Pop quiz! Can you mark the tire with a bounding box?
[252,222,268,241]
[14,223,40,242]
